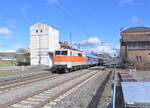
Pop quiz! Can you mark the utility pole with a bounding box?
[78,43,80,49]
[70,32,72,47]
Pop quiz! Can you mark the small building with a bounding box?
[120,27,150,70]
[29,23,60,67]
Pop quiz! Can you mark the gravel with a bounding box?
[129,70,150,81]
[98,73,112,108]
[0,69,91,106]
[10,70,99,108]
[0,65,49,77]
[50,70,111,108]
[0,71,51,82]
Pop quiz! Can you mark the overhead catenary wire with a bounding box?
[50,0,89,35]
[0,10,32,24]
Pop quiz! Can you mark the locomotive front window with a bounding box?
[55,51,60,55]
[55,51,67,55]
[61,51,67,55]
[78,53,82,57]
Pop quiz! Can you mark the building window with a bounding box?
[136,56,138,62]
[136,56,142,62]
[40,29,43,33]
[36,30,38,33]
[139,56,142,61]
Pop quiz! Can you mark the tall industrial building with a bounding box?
[29,23,60,66]
[120,27,150,70]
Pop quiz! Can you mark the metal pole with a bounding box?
[70,32,72,47]
[112,66,116,108]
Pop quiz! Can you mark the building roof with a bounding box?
[122,27,150,33]
[121,82,150,104]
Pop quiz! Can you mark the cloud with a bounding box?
[118,0,140,6]
[98,44,120,56]
[131,16,141,24]
[47,0,59,5]
[0,42,26,53]
[74,37,119,57]
[0,44,4,47]
[0,49,16,53]
[79,37,102,46]
[19,5,30,15]
[0,27,12,37]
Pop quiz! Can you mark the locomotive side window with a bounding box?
[61,51,67,55]
[78,53,82,57]
[55,51,60,55]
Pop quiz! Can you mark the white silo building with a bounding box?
[29,23,60,67]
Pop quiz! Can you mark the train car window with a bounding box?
[55,51,60,55]
[61,51,67,55]
[78,53,82,57]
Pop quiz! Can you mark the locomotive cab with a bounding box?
[51,49,71,73]
[51,49,87,73]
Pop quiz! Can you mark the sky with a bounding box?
[0,0,150,55]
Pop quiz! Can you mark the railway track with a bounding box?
[7,70,100,108]
[0,67,99,93]
[0,68,93,93]
[0,71,52,86]
[0,74,59,93]
[0,68,111,108]
[0,68,95,107]
[0,67,110,108]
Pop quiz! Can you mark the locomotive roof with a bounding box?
[58,48,83,52]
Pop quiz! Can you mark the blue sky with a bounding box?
[0,0,150,54]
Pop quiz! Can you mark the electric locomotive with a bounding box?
[51,48,100,73]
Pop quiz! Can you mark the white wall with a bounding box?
[29,23,60,67]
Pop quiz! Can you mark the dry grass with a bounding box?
[0,60,16,67]
[0,52,16,56]
[0,65,49,77]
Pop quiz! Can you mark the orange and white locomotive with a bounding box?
[51,48,100,73]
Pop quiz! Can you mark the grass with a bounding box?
[0,52,16,57]
[79,101,85,108]
[0,65,49,77]
[0,53,49,77]
[0,60,16,67]
[0,52,16,67]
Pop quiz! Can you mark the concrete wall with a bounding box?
[122,32,150,42]
[120,45,125,64]
[29,23,60,67]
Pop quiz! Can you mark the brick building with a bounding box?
[120,27,150,70]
